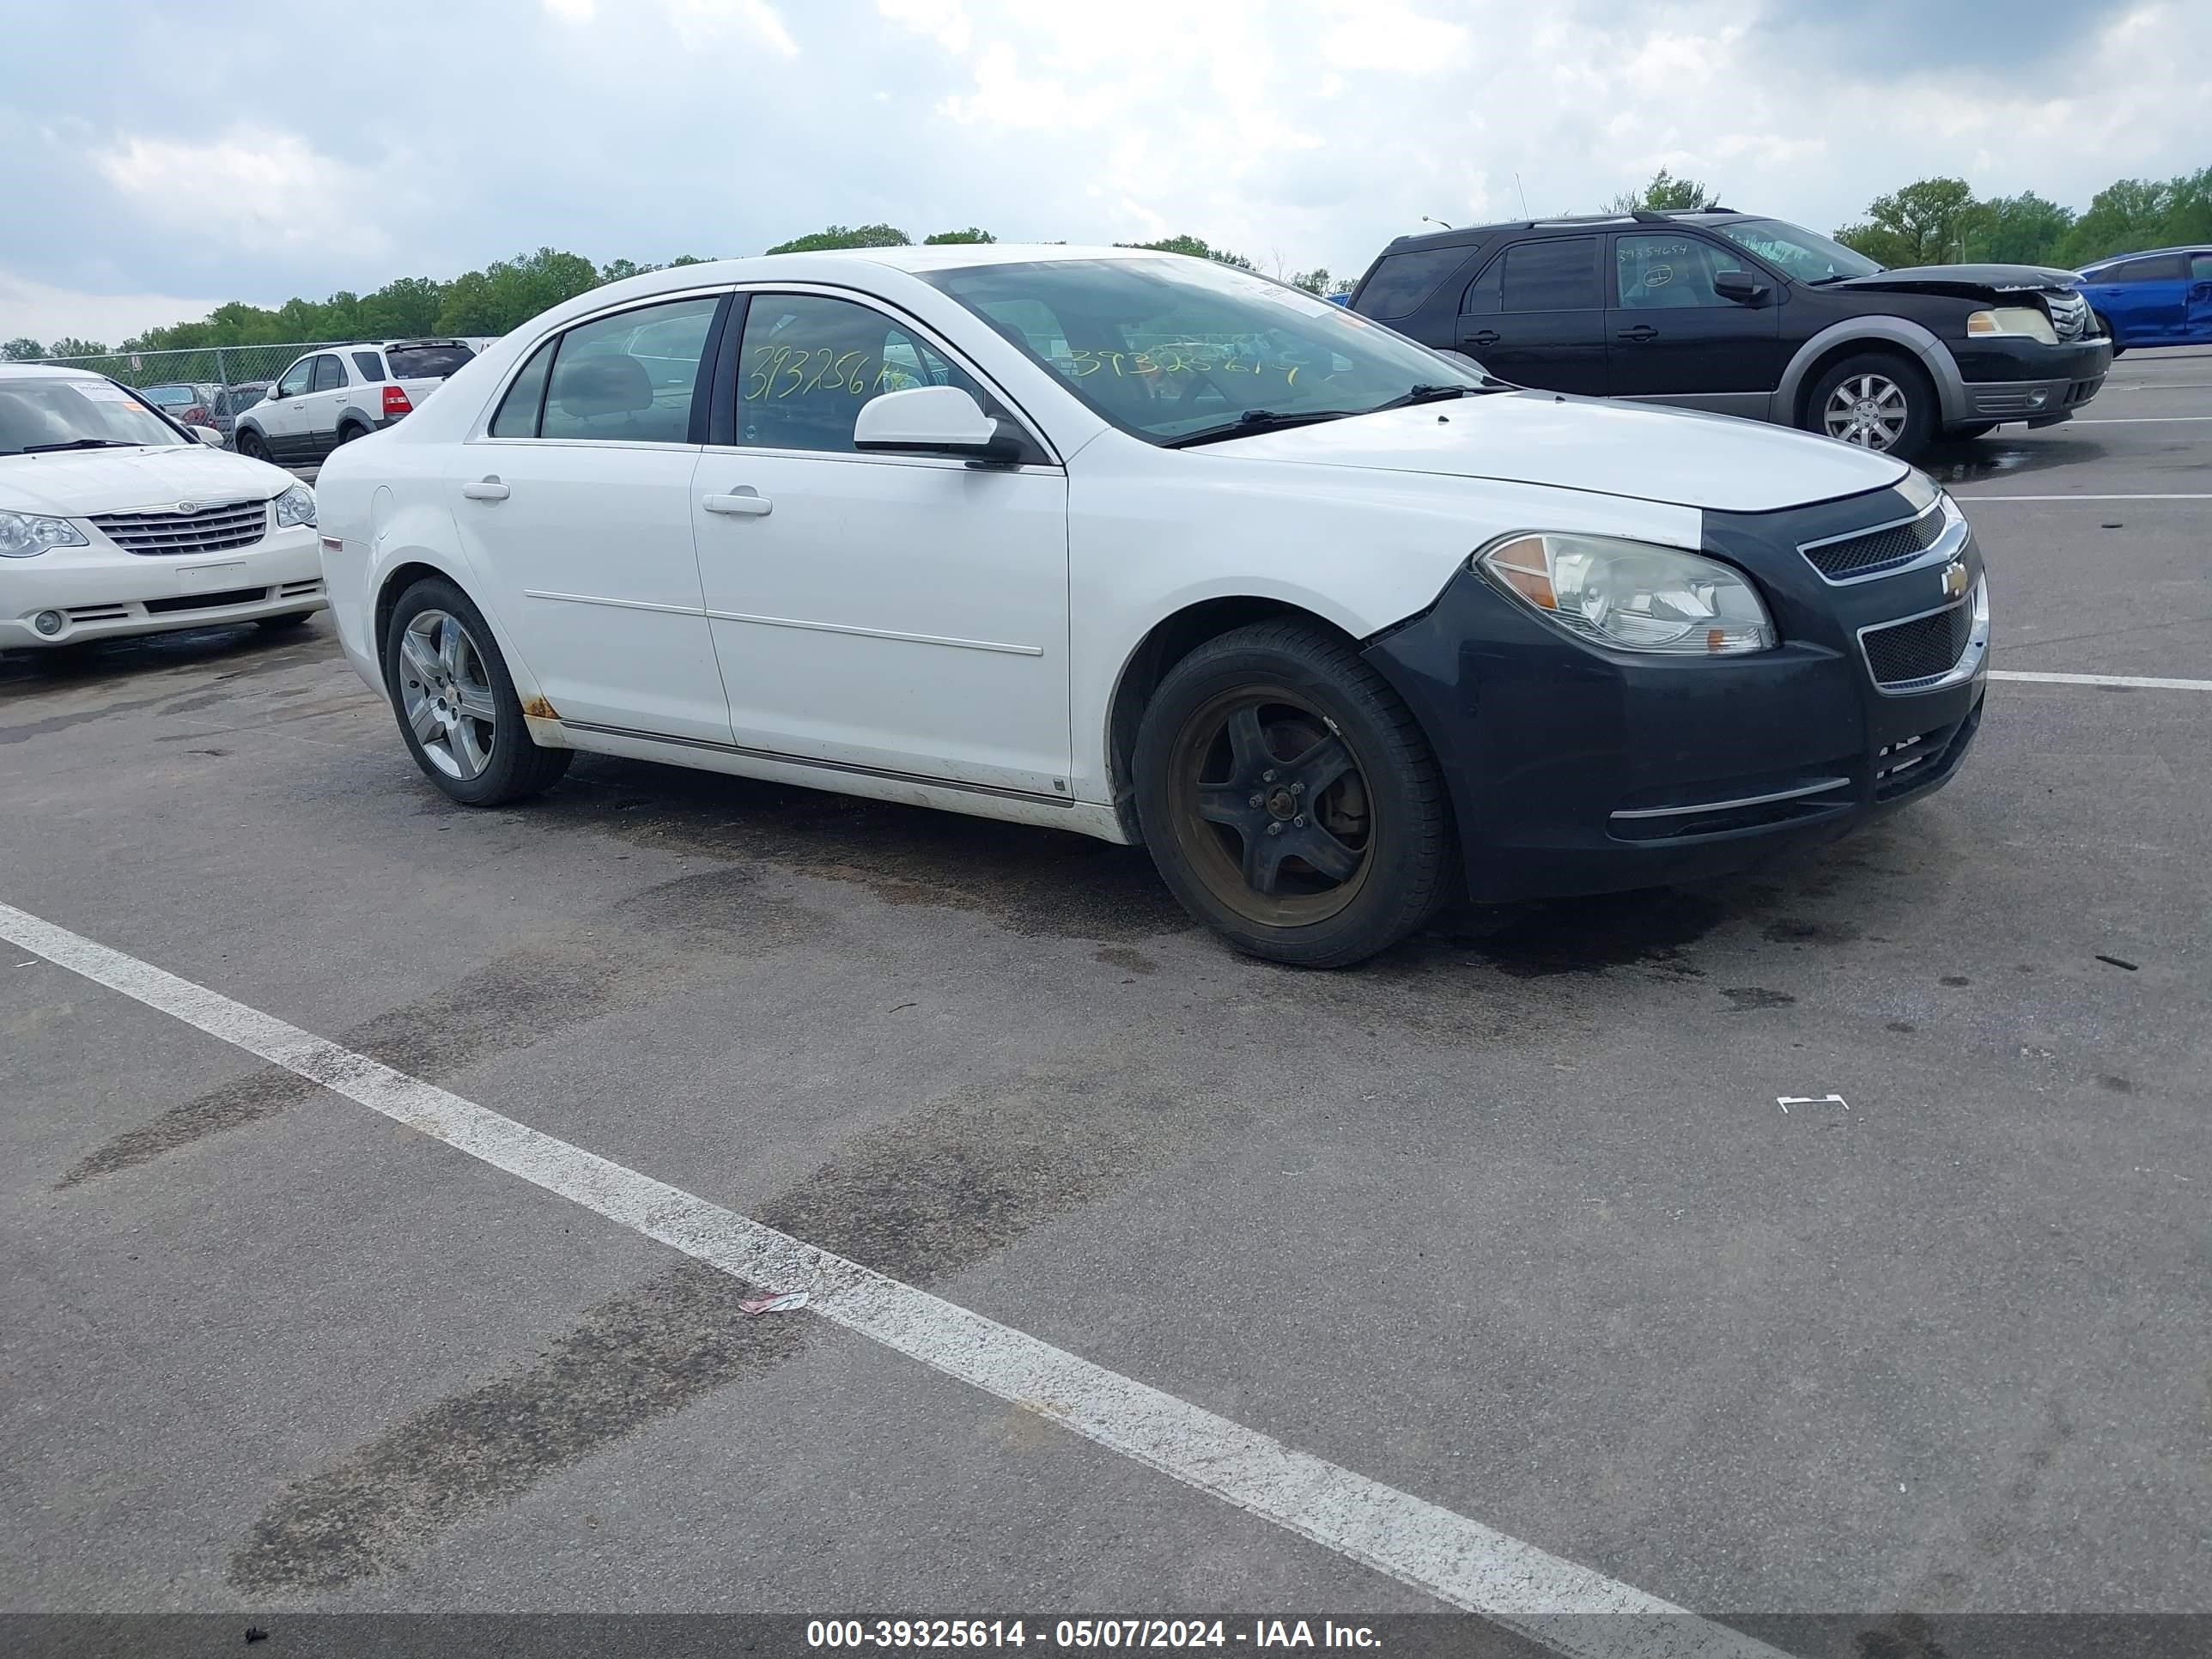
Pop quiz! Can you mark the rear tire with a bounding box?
[381,576,569,807]
[1804,350,1937,460]
[336,422,368,446]
[1133,620,1453,968]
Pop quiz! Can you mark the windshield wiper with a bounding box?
[1364,382,1486,413]
[1160,409,1359,449]
[18,438,147,454]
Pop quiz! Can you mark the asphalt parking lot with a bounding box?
[4,351,2208,1654]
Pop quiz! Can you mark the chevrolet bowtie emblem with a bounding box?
[1942,559,1970,600]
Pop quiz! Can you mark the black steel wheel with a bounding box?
[1134,620,1452,967]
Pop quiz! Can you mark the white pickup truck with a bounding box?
[232,339,477,468]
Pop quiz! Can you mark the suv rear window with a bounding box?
[385,343,475,380]
[1358,246,1471,319]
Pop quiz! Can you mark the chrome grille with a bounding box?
[1802,503,1946,580]
[90,500,269,556]
[2045,289,2089,342]
[1862,602,1972,688]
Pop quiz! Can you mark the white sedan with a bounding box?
[1,365,325,650]
[317,246,1985,966]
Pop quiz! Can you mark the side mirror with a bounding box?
[853,385,1025,465]
[193,425,225,447]
[1714,270,1771,306]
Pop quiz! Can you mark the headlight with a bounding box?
[0,510,89,558]
[1478,532,1776,655]
[273,483,317,527]
[1966,307,2058,344]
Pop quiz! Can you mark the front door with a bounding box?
[693,290,1072,799]
[302,354,348,459]
[1605,231,1782,413]
[259,356,316,461]
[2189,252,2212,343]
[1455,234,1608,395]
[447,292,733,742]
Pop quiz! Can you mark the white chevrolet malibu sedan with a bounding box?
[317,246,1987,966]
[0,366,325,650]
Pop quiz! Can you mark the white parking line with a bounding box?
[1990,670,2212,691]
[1951,494,2212,502]
[0,899,1782,1659]
[2072,415,2212,423]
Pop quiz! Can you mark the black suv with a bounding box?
[1347,210,2113,459]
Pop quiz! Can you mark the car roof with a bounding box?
[0,362,106,384]
[2081,246,2207,268]
[1375,209,1754,256]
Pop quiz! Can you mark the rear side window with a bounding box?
[539,295,720,443]
[489,339,556,437]
[310,356,344,392]
[1358,246,1471,319]
[2103,253,2186,283]
[386,343,475,380]
[1500,238,1601,312]
[352,351,386,381]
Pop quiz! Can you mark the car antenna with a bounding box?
[1514,173,1530,216]
[1420,215,1454,231]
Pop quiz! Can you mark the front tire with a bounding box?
[1806,351,1936,459]
[1133,620,1453,968]
[2093,313,2124,357]
[381,577,569,806]
[235,428,271,464]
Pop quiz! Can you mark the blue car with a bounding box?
[2075,246,2212,354]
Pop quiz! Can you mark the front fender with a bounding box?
[1776,316,1967,427]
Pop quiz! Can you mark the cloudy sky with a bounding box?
[4,0,2206,343]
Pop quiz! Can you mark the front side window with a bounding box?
[0,377,188,454]
[1358,246,1471,319]
[1711,217,1881,283]
[1501,238,1601,312]
[352,351,386,381]
[2192,253,2212,282]
[539,295,719,443]
[1613,234,1747,309]
[276,359,314,398]
[310,356,344,392]
[923,258,1486,445]
[733,293,982,453]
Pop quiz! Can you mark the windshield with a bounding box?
[921,257,1486,444]
[0,377,189,455]
[1711,218,1883,283]
[386,343,474,380]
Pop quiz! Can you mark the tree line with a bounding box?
[5,167,2202,366]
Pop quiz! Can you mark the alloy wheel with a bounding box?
[1823,374,1910,450]
[397,609,498,780]
[1165,685,1376,927]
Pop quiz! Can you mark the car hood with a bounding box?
[0,445,297,517]
[1212,391,1910,512]
[1828,262,2081,299]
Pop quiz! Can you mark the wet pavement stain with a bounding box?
[225,1049,1223,1593]
[1721,987,1797,1011]
[1436,890,1729,979]
[542,757,1190,945]
[1763,918,1865,945]
[226,1261,807,1595]
[58,868,822,1188]
[1095,945,1159,975]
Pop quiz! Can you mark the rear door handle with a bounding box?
[702,488,772,517]
[1616,326,1660,343]
[461,478,510,501]
[1465,330,1501,347]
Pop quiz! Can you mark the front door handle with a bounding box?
[461,477,510,501]
[702,488,772,517]
[1616,325,1660,343]
[1465,330,1501,347]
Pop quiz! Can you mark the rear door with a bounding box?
[1604,230,1781,413]
[1455,235,1607,395]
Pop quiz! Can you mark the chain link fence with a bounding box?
[15,342,345,393]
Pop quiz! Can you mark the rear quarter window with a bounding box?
[1358,246,1473,319]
